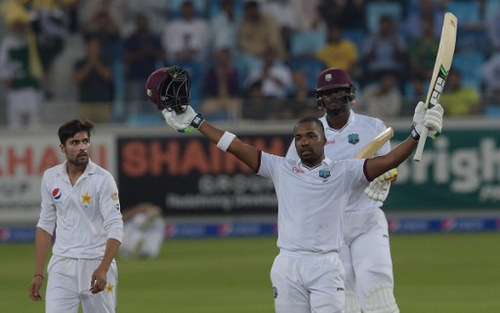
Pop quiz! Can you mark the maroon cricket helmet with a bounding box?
[315,68,354,93]
[145,66,191,112]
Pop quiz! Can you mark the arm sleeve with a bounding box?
[257,152,283,180]
[36,173,57,235]
[344,159,370,188]
[99,173,124,243]
[285,139,299,160]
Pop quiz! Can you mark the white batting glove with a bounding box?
[411,101,444,140]
[364,168,397,202]
[377,168,398,182]
[162,106,199,133]
[364,179,391,202]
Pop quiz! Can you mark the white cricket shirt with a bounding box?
[37,159,124,259]
[258,152,368,253]
[287,111,391,212]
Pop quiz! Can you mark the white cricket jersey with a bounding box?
[258,152,368,253]
[37,159,124,259]
[287,110,391,212]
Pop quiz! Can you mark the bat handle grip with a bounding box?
[413,127,429,162]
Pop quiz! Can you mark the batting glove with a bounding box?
[162,106,204,133]
[364,168,397,202]
[411,101,444,140]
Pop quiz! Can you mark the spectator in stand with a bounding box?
[315,24,359,74]
[261,0,301,51]
[122,1,169,36]
[440,70,481,116]
[363,15,407,87]
[403,0,446,40]
[238,0,285,60]
[317,0,365,30]
[246,47,293,100]
[402,74,427,116]
[288,69,317,119]
[31,0,69,99]
[480,51,500,105]
[210,0,238,54]
[0,1,44,130]
[486,11,500,51]
[80,9,122,62]
[162,0,210,63]
[289,0,324,31]
[408,16,439,81]
[123,13,165,120]
[357,71,403,118]
[200,48,242,121]
[73,35,114,123]
[242,80,266,120]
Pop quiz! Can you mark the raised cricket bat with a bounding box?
[413,12,458,162]
[356,127,394,159]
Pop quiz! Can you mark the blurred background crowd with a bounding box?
[0,0,498,130]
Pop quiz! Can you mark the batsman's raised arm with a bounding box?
[364,100,444,180]
[198,121,260,171]
[145,66,260,171]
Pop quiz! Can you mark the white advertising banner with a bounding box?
[0,131,115,225]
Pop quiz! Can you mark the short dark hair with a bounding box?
[294,117,326,139]
[58,119,94,144]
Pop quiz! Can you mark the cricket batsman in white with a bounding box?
[287,68,406,313]
[144,66,444,313]
[29,119,124,313]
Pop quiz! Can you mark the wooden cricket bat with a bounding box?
[413,12,458,162]
[356,127,394,159]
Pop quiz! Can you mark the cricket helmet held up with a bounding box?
[145,66,191,113]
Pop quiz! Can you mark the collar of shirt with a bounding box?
[321,109,357,132]
[56,159,97,178]
[298,156,332,171]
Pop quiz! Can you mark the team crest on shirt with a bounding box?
[319,169,331,179]
[347,133,359,144]
[81,192,91,205]
[111,191,119,201]
[52,188,62,200]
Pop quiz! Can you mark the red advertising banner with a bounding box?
[0,132,115,224]
[117,134,292,215]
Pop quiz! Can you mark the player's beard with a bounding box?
[325,98,350,116]
[69,153,89,167]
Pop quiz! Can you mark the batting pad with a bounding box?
[345,291,362,313]
[364,285,399,313]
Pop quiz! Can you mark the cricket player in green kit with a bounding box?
[145,66,444,313]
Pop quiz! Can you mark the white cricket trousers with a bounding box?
[45,255,118,313]
[271,249,345,313]
[341,208,395,309]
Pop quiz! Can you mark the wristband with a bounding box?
[217,131,236,151]
[410,125,420,141]
[190,113,204,128]
[33,274,44,279]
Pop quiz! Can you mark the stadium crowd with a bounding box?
[0,0,498,129]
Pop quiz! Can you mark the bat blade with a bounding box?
[413,12,457,162]
[356,127,394,159]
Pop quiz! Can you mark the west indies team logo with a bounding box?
[52,188,62,200]
[318,170,331,179]
[347,133,359,145]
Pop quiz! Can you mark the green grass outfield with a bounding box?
[2,232,500,313]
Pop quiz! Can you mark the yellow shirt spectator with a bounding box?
[315,24,358,72]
